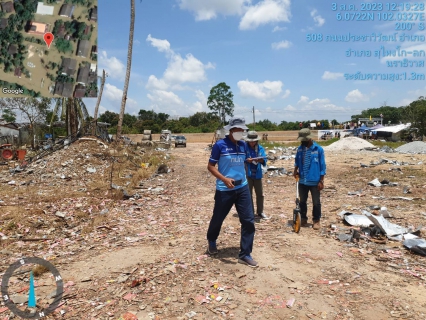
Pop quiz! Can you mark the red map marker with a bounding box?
[44,32,54,49]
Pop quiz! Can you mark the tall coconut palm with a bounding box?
[93,69,107,134]
[50,98,89,136]
[116,0,135,139]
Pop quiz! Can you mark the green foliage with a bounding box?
[1,108,16,122]
[99,111,119,126]
[404,97,426,139]
[207,82,234,125]
[55,38,73,54]
[351,105,404,125]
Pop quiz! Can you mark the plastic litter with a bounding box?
[403,238,426,256]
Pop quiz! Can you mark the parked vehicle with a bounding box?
[170,135,177,141]
[175,135,187,147]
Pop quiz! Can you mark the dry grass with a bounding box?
[32,265,49,277]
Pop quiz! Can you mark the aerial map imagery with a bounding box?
[0,0,98,98]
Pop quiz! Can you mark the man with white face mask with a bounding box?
[206,117,258,267]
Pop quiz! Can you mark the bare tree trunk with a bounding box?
[116,0,135,139]
[93,69,106,135]
[68,99,78,137]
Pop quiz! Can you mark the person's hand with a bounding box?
[246,158,253,163]
[293,171,299,179]
[223,177,235,189]
[317,181,324,191]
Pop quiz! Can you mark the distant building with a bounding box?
[56,24,66,38]
[8,44,17,55]
[90,63,96,73]
[36,2,54,15]
[27,21,48,35]
[1,1,14,13]
[88,70,97,84]
[54,82,73,97]
[59,4,75,18]
[0,18,8,30]
[91,45,97,55]
[61,58,77,76]
[90,6,97,21]
[76,64,90,84]
[76,40,90,58]
[14,68,22,78]
[84,24,90,35]
[73,84,86,98]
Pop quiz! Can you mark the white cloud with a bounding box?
[272,26,287,32]
[178,0,249,20]
[146,35,214,88]
[271,40,292,50]
[322,71,344,80]
[284,105,296,111]
[146,75,169,90]
[345,89,369,103]
[310,9,325,27]
[178,0,291,31]
[298,96,309,104]
[164,54,214,84]
[103,83,137,104]
[281,89,290,98]
[147,90,185,107]
[399,98,414,106]
[380,43,426,63]
[146,34,171,53]
[238,79,284,100]
[408,86,426,97]
[239,0,291,30]
[98,51,126,80]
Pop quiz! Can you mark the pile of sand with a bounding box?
[324,137,375,151]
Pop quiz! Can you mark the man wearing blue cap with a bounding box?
[206,117,258,267]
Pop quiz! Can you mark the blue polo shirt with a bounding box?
[209,136,248,191]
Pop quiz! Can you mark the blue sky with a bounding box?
[85,0,426,123]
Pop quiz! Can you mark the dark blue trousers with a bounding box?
[299,183,321,221]
[207,185,255,259]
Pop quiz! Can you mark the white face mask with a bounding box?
[232,131,244,141]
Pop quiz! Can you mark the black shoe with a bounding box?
[207,241,218,255]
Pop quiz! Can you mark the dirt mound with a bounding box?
[324,137,375,151]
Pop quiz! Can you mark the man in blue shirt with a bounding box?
[244,131,269,220]
[207,117,258,268]
[293,128,326,230]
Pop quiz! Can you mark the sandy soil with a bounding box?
[1,141,426,319]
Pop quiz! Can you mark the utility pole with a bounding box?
[252,106,255,131]
[93,69,107,135]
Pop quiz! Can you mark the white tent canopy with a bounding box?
[374,123,411,133]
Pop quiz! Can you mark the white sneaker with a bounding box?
[258,213,270,220]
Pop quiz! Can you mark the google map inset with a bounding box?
[0,0,98,98]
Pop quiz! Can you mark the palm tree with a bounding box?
[50,98,89,136]
[116,0,135,139]
[93,69,107,134]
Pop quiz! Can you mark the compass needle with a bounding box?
[28,271,36,308]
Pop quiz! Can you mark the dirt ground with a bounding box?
[1,141,426,319]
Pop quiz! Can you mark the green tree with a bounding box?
[0,98,52,147]
[207,82,234,126]
[404,97,426,140]
[99,111,119,126]
[1,108,16,122]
